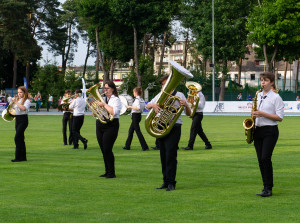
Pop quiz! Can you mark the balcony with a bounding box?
[169,50,183,54]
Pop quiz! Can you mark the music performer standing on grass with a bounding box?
[182,91,212,150]
[62,90,73,146]
[123,87,149,151]
[253,72,284,197]
[11,86,31,162]
[97,81,122,178]
[146,75,191,191]
[69,89,88,150]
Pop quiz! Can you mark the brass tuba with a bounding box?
[186,81,202,118]
[86,84,114,124]
[2,100,16,122]
[58,95,74,111]
[145,61,193,138]
[243,89,262,144]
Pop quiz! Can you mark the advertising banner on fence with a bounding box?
[0,103,7,112]
[204,101,300,113]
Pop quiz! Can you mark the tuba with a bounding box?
[2,100,16,122]
[58,95,74,111]
[86,84,114,124]
[243,89,262,144]
[186,81,202,118]
[145,61,193,138]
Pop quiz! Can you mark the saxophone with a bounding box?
[85,84,114,124]
[242,89,262,144]
[145,61,193,138]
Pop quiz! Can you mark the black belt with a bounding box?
[195,112,203,115]
[256,125,278,128]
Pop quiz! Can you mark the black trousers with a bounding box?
[62,112,73,145]
[15,115,28,161]
[125,113,148,150]
[254,125,279,189]
[72,115,85,148]
[188,112,210,148]
[96,119,119,175]
[158,124,181,186]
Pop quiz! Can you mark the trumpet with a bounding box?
[186,81,202,118]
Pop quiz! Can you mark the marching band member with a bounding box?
[11,86,31,162]
[69,89,88,150]
[97,81,122,178]
[146,75,191,191]
[123,87,149,151]
[62,90,73,146]
[182,91,212,150]
[253,72,284,197]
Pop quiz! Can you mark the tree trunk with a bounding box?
[95,49,99,84]
[269,45,278,73]
[218,61,227,101]
[183,31,189,68]
[237,58,242,85]
[158,32,167,76]
[142,34,147,57]
[83,40,91,77]
[62,23,72,72]
[109,59,115,81]
[133,26,141,87]
[13,53,17,88]
[96,27,108,84]
[26,61,30,88]
[283,61,288,90]
[150,35,156,66]
[263,44,269,72]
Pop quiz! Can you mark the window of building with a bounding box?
[278,73,281,80]
[113,74,118,80]
[251,74,255,80]
[174,44,182,50]
[122,74,127,79]
[174,56,183,61]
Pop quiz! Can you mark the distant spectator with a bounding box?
[296,96,300,101]
[7,94,12,104]
[36,92,42,111]
[247,94,253,101]
[237,92,242,101]
[48,94,53,111]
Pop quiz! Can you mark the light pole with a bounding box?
[212,0,215,101]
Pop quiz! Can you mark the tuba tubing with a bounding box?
[2,100,16,122]
[186,81,202,118]
[86,84,114,124]
[145,61,193,138]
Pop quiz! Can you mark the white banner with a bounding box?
[204,101,300,113]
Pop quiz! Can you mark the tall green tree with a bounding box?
[247,0,300,72]
[181,0,255,101]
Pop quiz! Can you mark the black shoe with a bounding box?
[123,147,130,150]
[166,184,175,191]
[105,174,116,178]
[11,159,26,162]
[256,189,266,196]
[99,173,107,177]
[83,139,88,150]
[151,146,159,150]
[205,145,212,149]
[256,189,272,197]
[63,143,67,146]
[156,184,168,189]
[142,148,149,151]
[72,147,79,149]
[182,146,193,150]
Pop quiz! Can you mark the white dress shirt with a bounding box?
[148,91,188,125]
[255,89,284,127]
[69,97,86,116]
[131,96,145,114]
[195,92,206,113]
[14,99,31,115]
[104,95,122,119]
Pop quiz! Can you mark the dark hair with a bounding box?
[104,80,118,97]
[260,72,275,83]
[65,89,71,94]
[75,89,82,94]
[159,75,169,85]
[134,87,143,97]
[18,86,28,105]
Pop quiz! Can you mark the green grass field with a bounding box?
[0,115,299,222]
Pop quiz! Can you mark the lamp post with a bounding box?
[212,0,215,101]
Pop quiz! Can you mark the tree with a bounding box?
[181,0,255,101]
[247,0,300,72]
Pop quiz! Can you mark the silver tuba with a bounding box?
[186,81,202,118]
[145,61,193,138]
[85,84,114,124]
